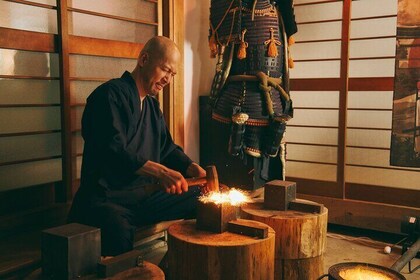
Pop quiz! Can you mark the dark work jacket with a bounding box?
[69,71,192,217]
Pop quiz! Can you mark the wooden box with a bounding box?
[42,223,101,279]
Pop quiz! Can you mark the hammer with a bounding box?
[185,165,220,192]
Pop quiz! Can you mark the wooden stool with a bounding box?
[24,261,164,279]
[241,201,328,280]
[167,219,275,280]
[134,219,182,247]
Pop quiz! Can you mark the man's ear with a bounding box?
[138,52,148,67]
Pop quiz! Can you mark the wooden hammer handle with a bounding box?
[185,177,207,186]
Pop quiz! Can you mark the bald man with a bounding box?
[68,36,206,256]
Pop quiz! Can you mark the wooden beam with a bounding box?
[57,0,73,202]
[290,78,341,91]
[162,0,184,147]
[345,183,420,208]
[67,7,158,26]
[286,177,341,198]
[337,0,351,198]
[349,77,394,91]
[298,194,420,234]
[0,27,56,52]
[68,35,143,58]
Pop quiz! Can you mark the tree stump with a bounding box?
[24,261,164,280]
[167,219,275,280]
[241,201,328,280]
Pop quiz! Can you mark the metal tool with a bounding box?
[186,165,220,192]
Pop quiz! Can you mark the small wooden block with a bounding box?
[288,200,324,214]
[227,219,268,239]
[97,250,142,278]
[263,180,296,210]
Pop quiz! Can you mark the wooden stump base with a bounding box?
[167,219,275,280]
[24,261,164,280]
[278,255,324,280]
[242,201,328,280]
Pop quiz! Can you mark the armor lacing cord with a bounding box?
[226,72,291,118]
[209,0,236,57]
[256,71,275,117]
[251,0,258,21]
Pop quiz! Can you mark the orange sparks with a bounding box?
[199,189,251,206]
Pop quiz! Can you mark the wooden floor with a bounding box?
[0,230,42,279]
[1,223,419,279]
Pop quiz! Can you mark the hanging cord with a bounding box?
[209,0,236,57]
[215,9,237,47]
[251,0,258,21]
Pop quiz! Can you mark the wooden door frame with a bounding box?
[162,0,185,148]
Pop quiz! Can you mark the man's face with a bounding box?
[141,50,180,96]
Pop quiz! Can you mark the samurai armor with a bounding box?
[207,0,297,189]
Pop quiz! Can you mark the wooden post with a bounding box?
[168,220,275,280]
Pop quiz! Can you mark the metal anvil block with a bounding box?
[42,223,101,279]
[196,200,238,233]
[264,180,296,210]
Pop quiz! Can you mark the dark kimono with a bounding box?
[68,72,199,255]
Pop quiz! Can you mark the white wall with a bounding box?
[184,0,215,162]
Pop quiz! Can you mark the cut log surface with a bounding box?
[167,219,275,280]
[241,201,328,280]
[24,261,164,280]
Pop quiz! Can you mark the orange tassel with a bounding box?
[288,36,295,46]
[267,42,278,57]
[209,32,218,58]
[237,29,248,60]
[237,42,248,59]
[264,28,281,58]
[288,56,295,68]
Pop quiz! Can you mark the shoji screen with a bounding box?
[345,0,419,207]
[287,0,343,197]
[66,0,160,194]
[0,0,62,192]
[288,0,420,230]
[0,0,164,211]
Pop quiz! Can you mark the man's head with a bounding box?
[133,36,181,97]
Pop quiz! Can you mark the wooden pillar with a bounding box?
[162,0,184,147]
[57,0,73,201]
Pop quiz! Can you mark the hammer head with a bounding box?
[205,165,220,192]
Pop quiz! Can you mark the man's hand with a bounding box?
[185,162,207,192]
[137,161,188,194]
[185,162,206,178]
[159,168,188,194]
